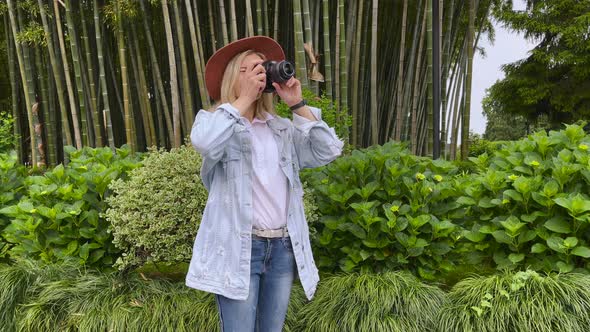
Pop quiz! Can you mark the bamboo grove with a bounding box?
[0,0,494,167]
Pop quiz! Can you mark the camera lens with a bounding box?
[262,60,295,93]
[277,61,294,81]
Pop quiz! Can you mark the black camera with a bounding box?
[262,60,295,93]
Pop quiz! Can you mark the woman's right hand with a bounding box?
[233,63,266,112]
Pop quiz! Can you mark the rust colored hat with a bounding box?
[204,36,285,101]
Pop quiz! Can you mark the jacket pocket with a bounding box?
[222,146,241,179]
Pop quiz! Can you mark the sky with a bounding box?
[469,0,536,134]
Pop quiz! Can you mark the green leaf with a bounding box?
[362,237,390,248]
[500,216,525,235]
[477,197,495,208]
[79,243,90,260]
[492,230,513,244]
[543,180,559,197]
[339,258,357,272]
[322,216,342,230]
[429,242,452,255]
[531,243,547,254]
[503,189,523,202]
[464,230,486,243]
[556,261,574,273]
[517,230,536,244]
[513,177,533,195]
[544,217,571,234]
[508,253,525,264]
[457,196,476,205]
[52,164,65,180]
[360,181,380,199]
[359,250,371,261]
[0,205,19,217]
[79,226,96,239]
[571,246,590,258]
[408,214,431,229]
[17,200,35,213]
[547,237,566,253]
[65,241,78,255]
[563,237,578,248]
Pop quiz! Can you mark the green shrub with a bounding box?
[304,142,464,279]
[0,146,142,268]
[466,134,507,158]
[294,272,446,332]
[105,144,208,270]
[305,123,590,278]
[459,123,590,273]
[0,111,16,153]
[0,152,27,262]
[437,270,590,332]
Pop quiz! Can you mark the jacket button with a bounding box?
[294,242,299,246]
[281,157,286,161]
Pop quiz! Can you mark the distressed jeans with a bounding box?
[215,235,297,332]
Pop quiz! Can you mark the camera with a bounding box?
[262,60,295,93]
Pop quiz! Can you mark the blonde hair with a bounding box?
[209,50,276,120]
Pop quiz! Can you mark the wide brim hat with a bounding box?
[205,36,286,101]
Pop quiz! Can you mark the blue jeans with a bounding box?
[215,235,296,332]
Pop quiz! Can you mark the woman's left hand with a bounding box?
[272,78,303,108]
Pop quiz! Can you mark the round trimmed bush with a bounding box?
[105,144,208,270]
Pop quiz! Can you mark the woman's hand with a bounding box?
[273,77,303,107]
[233,63,266,112]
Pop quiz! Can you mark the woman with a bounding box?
[185,36,343,332]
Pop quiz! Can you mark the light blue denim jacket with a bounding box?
[185,103,343,301]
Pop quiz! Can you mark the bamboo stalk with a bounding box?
[80,3,102,147]
[207,0,217,51]
[370,0,378,145]
[7,0,38,167]
[114,0,134,152]
[185,0,210,109]
[293,0,308,87]
[351,0,364,147]
[54,0,82,149]
[461,0,475,159]
[139,0,174,138]
[93,0,115,151]
[426,0,433,156]
[65,0,89,146]
[45,52,59,163]
[229,0,238,41]
[130,23,156,148]
[162,0,181,147]
[37,0,73,149]
[245,0,254,36]
[256,0,263,35]
[301,0,315,92]
[218,0,229,45]
[393,0,408,141]
[273,0,279,40]
[35,48,53,166]
[321,0,332,99]
[338,0,347,112]
[172,0,195,135]
[411,3,428,155]
[5,13,22,162]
